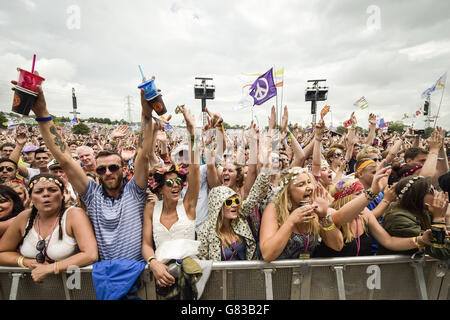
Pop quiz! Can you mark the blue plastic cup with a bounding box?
[138,79,159,101]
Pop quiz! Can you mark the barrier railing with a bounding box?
[0,255,448,300]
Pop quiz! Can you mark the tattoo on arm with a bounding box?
[50,126,67,153]
[138,116,150,149]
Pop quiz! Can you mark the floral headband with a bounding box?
[401,163,423,178]
[278,167,310,190]
[29,177,63,190]
[333,181,365,201]
[148,164,188,190]
[398,176,423,199]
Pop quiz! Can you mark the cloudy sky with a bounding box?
[1,0,449,129]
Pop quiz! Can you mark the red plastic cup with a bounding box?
[17,68,45,92]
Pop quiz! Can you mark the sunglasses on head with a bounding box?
[165,177,183,187]
[0,166,14,172]
[96,164,121,175]
[35,239,46,264]
[224,197,242,207]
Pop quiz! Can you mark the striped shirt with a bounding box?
[81,177,147,261]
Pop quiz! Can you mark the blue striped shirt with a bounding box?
[81,177,147,261]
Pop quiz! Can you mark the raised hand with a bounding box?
[110,125,129,139]
[371,160,392,195]
[178,105,195,134]
[205,107,223,128]
[12,71,47,116]
[281,105,288,133]
[313,185,329,218]
[368,113,377,126]
[268,105,276,130]
[425,190,449,221]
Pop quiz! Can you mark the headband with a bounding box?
[401,163,423,178]
[278,167,310,189]
[148,164,188,190]
[29,177,63,190]
[356,160,375,174]
[10,179,26,186]
[333,181,365,201]
[398,176,423,199]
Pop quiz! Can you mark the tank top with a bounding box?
[20,207,78,262]
[221,239,247,261]
[276,232,317,260]
[152,199,196,249]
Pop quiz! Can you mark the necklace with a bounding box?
[36,214,60,262]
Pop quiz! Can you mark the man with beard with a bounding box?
[21,73,154,261]
[0,158,19,185]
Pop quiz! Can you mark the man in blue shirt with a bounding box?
[27,75,154,261]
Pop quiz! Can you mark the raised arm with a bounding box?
[365,113,377,146]
[133,89,154,189]
[179,106,200,220]
[420,128,441,180]
[311,119,325,177]
[8,128,29,178]
[15,73,89,195]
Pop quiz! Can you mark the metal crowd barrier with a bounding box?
[0,255,448,300]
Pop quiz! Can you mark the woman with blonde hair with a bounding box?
[5,179,30,209]
[313,176,435,257]
[260,163,397,262]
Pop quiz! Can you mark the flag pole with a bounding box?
[280,68,284,127]
[433,85,445,128]
[274,66,279,127]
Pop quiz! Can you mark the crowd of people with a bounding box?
[0,74,449,299]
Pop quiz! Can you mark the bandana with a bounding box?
[355,160,375,174]
[401,163,423,178]
[333,181,365,201]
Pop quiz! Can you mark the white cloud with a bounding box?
[399,40,450,62]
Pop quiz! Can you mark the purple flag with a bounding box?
[249,68,277,105]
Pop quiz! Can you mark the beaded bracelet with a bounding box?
[364,189,378,201]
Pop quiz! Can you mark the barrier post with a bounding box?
[332,265,346,300]
[410,259,428,300]
[9,273,22,300]
[262,268,274,300]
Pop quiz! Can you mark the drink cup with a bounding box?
[17,68,45,93]
[138,79,167,116]
[431,223,446,248]
[11,85,37,116]
[148,94,167,116]
[138,78,159,100]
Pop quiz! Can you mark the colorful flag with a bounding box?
[71,118,79,125]
[249,68,277,106]
[320,105,331,118]
[421,72,447,98]
[305,127,312,133]
[354,96,369,110]
[377,117,387,128]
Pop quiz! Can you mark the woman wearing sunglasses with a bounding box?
[197,157,271,261]
[0,174,98,283]
[142,106,200,289]
[380,176,450,259]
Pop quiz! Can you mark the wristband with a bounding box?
[322,223,336,231]
[147,256,156,265]
[364,189,378,201]
[17,256,26,268]
[35,116,53,122]
[216,125,224,131]
[54,262,60,274]
[411,236,424,250]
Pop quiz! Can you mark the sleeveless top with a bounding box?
[152,199,196,249]
[276,232,317,260]
[20,207,78,262]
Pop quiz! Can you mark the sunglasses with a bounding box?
[165,177,183,187]
[96,164,121,175]
[429,186,435,195]
[371,157,383,162]
[333,153,344,159]
[35,239,46,264]
[0,166,14,172]
[224,197,242,207]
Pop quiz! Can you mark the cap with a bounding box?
[22,145,38,153]
[47,159,62,170]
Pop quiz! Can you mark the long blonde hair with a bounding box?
[330,178,367,243]
[215,207,240,247]
[274,168,321,239]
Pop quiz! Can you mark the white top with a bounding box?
[152,199,196,249]
[20,207,78,261]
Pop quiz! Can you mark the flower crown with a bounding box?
[278,167,309,189]
[398,175,423,199]
[29,177,63,190]
[148,164,188,190]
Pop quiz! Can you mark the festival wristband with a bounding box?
[147,256,156,265]
[322,223,336,231]
[35,116,53,122]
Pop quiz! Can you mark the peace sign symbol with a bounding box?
[254,78,269,101]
